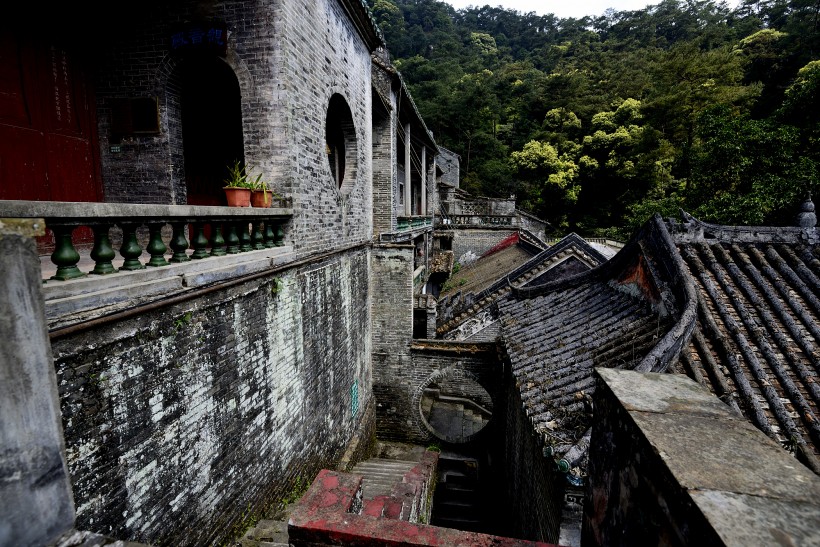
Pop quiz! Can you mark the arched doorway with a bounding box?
[180,55,244,206]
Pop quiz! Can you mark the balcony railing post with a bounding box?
[90,224,116,275]
[49,224,85,280]
[146,223,170,267]
[225,223,240,254]
[263,222,276,248]
[119,223,145,271]
[251,221,265,250]
[169,222,190,263]
[238,221,252,252]
[190,223,209,259]
[274,222,285,246]
[210,223,227,256]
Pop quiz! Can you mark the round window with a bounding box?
[417,367,493,444]
[325,94,357,189]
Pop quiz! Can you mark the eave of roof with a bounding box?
[337,0,384,51]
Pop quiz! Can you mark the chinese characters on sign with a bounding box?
[170,24,228,56]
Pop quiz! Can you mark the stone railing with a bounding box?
[396,215,433,231]
[0,200,293,281]
[448,214,513,227]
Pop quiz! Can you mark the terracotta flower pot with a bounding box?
[224,187,251,207]
[251,189,272,208]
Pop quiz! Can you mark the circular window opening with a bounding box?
[325,94,357,189]
[418,369,493,444]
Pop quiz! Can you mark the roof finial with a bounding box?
[797,192,817,228]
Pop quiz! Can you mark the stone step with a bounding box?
[239,519,289,547]
[351,457,418,501]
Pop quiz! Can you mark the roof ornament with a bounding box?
[797,192,817,228]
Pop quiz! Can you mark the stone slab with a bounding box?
[46,277,184,318]
[690,489,820,547]
[631,409,820,504]
[597,367,731,418]
[183,257,274,287]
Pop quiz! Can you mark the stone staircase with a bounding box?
[352,458,417,500]
[351,452,437,523]
[237,444,438,546]
[430,453,488,534]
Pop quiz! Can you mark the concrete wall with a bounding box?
[51,248,373,546]
[0,220,75,547]
[585,368,820,546]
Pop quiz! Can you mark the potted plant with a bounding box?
[249,171,284,208]
[249,173,272,208]
[223,160,252,207]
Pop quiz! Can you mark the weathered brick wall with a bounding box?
[51,249,373,546]
[371,244,414,439]
[453,229,517,264]
[375,341,501,445]
[584,368,820,547]
[503,375,563,543]
[94,0,373,256]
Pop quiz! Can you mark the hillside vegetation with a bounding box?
[370,0,820,234]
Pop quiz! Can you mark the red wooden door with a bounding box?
[0,33,101,203]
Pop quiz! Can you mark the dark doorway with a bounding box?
[180,55,244,206]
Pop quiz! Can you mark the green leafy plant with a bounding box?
[223,160,253,188]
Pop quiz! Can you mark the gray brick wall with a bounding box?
[93,0,373,256]
[375,341,501,445]
[51,249,373,546]
[503,376,563,543]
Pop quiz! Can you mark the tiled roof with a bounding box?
[437,234,611,339]
[496,205,820,481]
[669,211,820,474]
[497,219,694,476]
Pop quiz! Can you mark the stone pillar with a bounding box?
[421,146,427,216]
[404,123,412,216]
[0,219,75,545]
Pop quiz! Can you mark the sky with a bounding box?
[441,0,679,19]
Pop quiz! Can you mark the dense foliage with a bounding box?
[369,0,820,234]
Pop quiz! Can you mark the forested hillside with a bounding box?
[369,0,820,234]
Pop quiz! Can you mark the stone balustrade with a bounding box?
[0,200,293,281]
[448,214,514,226]
[396,215,433,230]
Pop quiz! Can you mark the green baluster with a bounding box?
[225,223,240,254]
[210,223,227,256]
[238,221,252,252]
[146,223,169,267]
[169,222,190,263]
[274,222,284,246]
[89,224,116,275]
[119,223,145,270]
[263,221,276,248]
[50,224,85,280]
[190,223,209,259]
[251,221,265,250]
